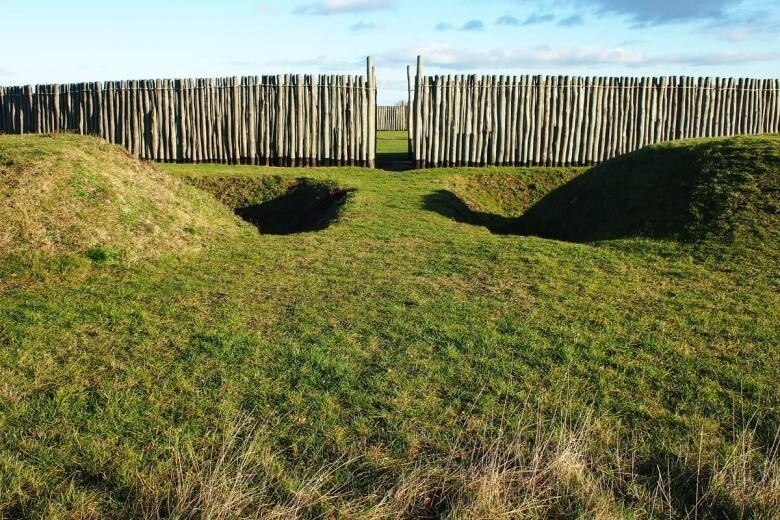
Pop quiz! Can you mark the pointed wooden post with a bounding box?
[414,55,424,168]
[367,56,376,168]
[407,65,413,155]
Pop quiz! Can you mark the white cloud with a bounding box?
[379,42,780,70]
[587,0,735,25]
[494,13,558,27]
[349,21,379,32]
[460,19,485,31]
[703,11,780,41]
[513,0,739,26]
[496,15,521,26]
[253,3,274,14]
[267,55,364,71]
[558,14,584,27]
[293,0,394,15]
[522,13,555,26]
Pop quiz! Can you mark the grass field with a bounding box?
[0,132,778,518]
[376,131,411,170]
[377,130,409,154]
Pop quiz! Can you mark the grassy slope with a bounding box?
[516,136,780,263]
[0,133,778,517]
[0,135,245,268]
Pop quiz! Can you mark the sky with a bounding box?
[1,0,778,104]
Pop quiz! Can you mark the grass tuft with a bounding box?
[133,409,779,519]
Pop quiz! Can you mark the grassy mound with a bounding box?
[431,135,779,265]
[0,134,243,264]
[517,135,780,254]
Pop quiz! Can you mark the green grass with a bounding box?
[376,130,410,154]
[0,133,778,518]
[376,130,411,171]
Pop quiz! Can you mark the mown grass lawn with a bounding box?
[0,133,777,518]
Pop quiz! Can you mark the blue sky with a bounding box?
[1,0,778,104]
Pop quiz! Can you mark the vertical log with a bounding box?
[624,77,634,153]
[599,77,610,160]
[656,77,665,143]
[554,76,565,165]
[520,75,530,166]
[530,76,540,165]
[430,76,439,167]
[483,75,492,165]
[683,76,692,139]
[503,77,512,165]
[200,78,208,162]
[772,79,779,133]
[463,76,473,166]
[558,76,569,165]
[452,75,461,165]
[413,57,423,167]
[635,77,646,150]
[750,78,758,134]
[367,57,376,168]
[715,77,724,137]
[668,76,677,141]
[407,65,413,154]
[322,76,331,165]
[506,76,516,165]
[617,77,628,157]
[311,75,319,166]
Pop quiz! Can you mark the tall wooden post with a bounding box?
[367,57,376,168]
[407,65,413,155]
[414,56,424,168]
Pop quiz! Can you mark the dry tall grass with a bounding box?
[137,417,351,519]
[136,410,778,519]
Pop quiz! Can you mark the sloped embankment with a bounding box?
[518,135,779,250]
[440,135,779,263]
[0,134,244,262]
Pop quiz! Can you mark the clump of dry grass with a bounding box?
[689,426,780,518]
[0,134,244,262]
[373,413,779,519]
[370,410,637,519]
[138,416,350,520]
[136,411,778,519]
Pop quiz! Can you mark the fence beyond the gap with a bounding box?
[409,58,780,168]
[377,104,408,131]
[0,59,377,167]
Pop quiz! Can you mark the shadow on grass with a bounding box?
[508,145,703,243]
[632,446,777,519]
[376,151,413,172]
[424,140,773,244]
[235,180,353,235]
[422,190,521,235]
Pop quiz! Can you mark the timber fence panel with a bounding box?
[377,104,408,131]
[0,64,377,167]
[410,64,779,167]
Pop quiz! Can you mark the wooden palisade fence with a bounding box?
[377,104,408,131]
[0,58,377,167]
[410,57,780,168]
